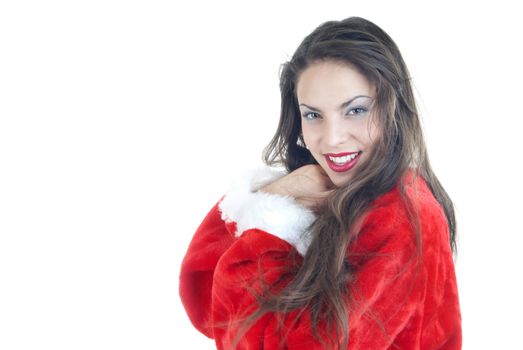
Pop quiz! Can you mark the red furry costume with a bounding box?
[179,165,462,349]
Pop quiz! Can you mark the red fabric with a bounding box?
[179,173,462,349]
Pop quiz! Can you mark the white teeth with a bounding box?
[328,153,359,164]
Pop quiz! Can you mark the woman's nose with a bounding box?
[323,119,348,147]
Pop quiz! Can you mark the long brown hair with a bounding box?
[224,16,457,349]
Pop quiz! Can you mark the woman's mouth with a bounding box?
[324,151,362,172]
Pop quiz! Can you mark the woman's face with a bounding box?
[297,60,381,188]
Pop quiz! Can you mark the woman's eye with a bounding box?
[347,107,368,116]
[302,112,319,120]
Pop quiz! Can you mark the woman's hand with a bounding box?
[258,164,336,211]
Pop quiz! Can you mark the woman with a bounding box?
[179,16,462,349]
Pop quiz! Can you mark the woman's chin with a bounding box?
[326,172,354,189]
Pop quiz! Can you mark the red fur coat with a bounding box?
[179,165,462,349]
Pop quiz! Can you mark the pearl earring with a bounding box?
[297,136,307,149]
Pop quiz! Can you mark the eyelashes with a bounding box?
[347,107,368,116]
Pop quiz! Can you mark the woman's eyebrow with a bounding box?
[299,95,371,112]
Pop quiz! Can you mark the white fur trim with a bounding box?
[218,164,316,256]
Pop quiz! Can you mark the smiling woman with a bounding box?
[179,16,461,349]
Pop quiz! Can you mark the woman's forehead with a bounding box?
[296,63,375,106]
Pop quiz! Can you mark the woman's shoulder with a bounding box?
[367,169,445,222]
[354,169,449,252]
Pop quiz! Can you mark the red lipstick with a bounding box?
[324,151,359,157]
[324,151,362,173]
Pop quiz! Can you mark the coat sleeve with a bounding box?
[208,170,461,349]
[178,195,236,338]
[179,165,312,338]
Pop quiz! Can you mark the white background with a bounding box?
[1,0,522,349]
